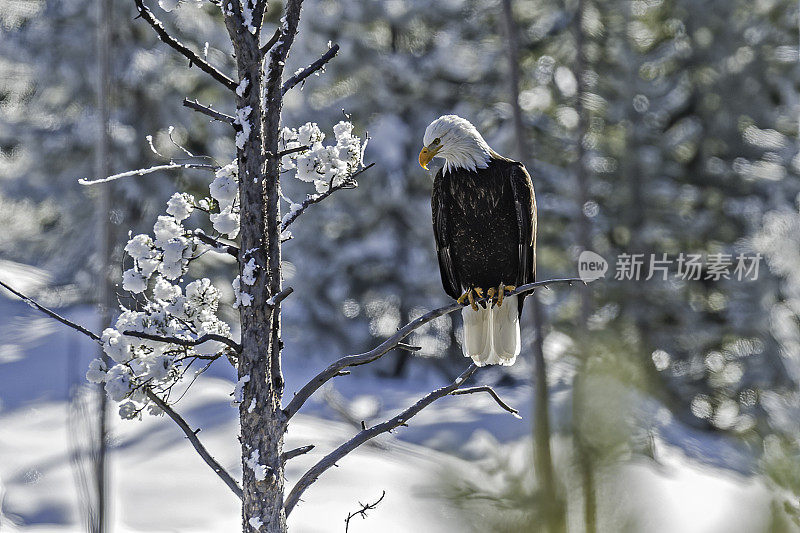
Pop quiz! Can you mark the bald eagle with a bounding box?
[419,115,536,367]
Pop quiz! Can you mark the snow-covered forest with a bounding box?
[1,0,799,531]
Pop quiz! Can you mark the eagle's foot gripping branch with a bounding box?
[457,287,484,311]
[457,285,517,310]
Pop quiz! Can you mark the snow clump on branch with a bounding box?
[279,120,367,193]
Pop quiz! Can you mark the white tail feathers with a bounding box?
[460,295,520,366]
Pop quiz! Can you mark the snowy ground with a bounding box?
[0,261,778,532]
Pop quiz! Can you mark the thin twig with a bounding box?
[281,445,315,463]
[284,365,478,516]
[451,386,521,419]
[0,279,102,343]
[145,389,243,499]
[182,98,235,125]
[281,163,374,232]
[79,163,216,185]
[123,330,242,353]
[283,278,583,420]
[345,491,386,532]
[396,342,422,352]
[132,0,237,91]
[194,230,239,257]
[281,43,340,95]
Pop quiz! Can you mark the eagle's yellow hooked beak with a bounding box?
[418,144,442,170]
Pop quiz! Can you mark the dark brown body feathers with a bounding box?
[431,156,537,317]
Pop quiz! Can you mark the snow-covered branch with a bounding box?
[283,364,479,516]
[281,43,340,95]
[282,277,583,420]
[132,0,237,91]
[122,330,242,354]
[145,388,243,499]
[183,98,235,125]
[281,162,374,232]
[78,163,216,185]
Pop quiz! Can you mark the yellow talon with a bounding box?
[457,290,470,305]
[497,284,516,307]
[467,289,478,311]
[474,287,484,298]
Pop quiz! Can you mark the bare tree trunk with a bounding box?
[499,0,560,526]
[93,0,113,528]
[224,3,302,529]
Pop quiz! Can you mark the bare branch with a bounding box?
[259,27,282,56]
[345,491,386,532]
[396,342,422,352]
[267,287,294,309]
[123,330,242,353]
[283,277,583,420]
[451,386,521,419]
[281,163,375,232]
[0,279,102,343]
[284,365,478,516]
[132,0,237,91]
[274,145,310,158]
[281,445,315,463]
[79,163,216,185]
[183,98,235,125]
[281,43,340,95]
[145,388,243,499]
[194,230,239,257]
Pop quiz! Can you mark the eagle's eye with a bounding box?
[431,138,441,146]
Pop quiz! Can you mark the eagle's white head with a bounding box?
[419,115,493,174]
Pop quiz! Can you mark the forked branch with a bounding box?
[345,491,386,532]
[451,386,521,418]
[284,364,479,516]
[283,277,583,419]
